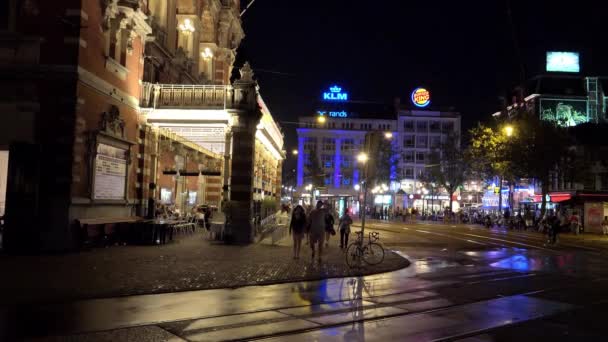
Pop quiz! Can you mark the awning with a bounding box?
[532,193,572,203]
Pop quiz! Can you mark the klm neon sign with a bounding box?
[322,85,348,101]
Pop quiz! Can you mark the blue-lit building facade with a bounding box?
[295,86,462,214]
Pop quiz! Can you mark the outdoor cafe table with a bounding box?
[148,219,185,245]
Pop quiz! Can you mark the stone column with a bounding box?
[297,137,304,187]
[223,130,233,201]
[334,138,342,189]
[225,63,260,244]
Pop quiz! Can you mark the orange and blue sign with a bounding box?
[411,87,431,108]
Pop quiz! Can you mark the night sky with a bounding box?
[235,0,607,151]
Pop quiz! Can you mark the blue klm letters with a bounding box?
[323,85,348,101]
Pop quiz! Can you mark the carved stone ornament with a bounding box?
[99,105,126,139]
[102,0,119,31]
[239,62,254,82]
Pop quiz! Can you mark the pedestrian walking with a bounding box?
[602,216,608,235]
[569,211,581,235]
[324,202,336,248]
[308,201,327,262]
[289,205,307,259]
[339,209,353,249]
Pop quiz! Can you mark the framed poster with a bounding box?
[93,143,128,200]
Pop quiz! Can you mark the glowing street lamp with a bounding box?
[504,125,514,137]
[317,115,326,124]
[384,132,393,139]
[354,184,361,191]
[357,152,369,163]
[292,149,298,155]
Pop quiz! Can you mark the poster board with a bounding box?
[93,143,127,200]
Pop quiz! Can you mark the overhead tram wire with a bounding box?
[240,0,257,17]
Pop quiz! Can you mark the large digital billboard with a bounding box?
[539,98,588,127]
[546,52,580,73]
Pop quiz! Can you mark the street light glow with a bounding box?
[504,125,514,137]
[384,132,393,139]
[292,149,298,155]
[317,116,326,123]
[357,153,369,163]
[354,184,361,191]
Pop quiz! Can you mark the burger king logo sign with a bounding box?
[411,88,431,108]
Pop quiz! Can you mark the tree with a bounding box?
[374,137,399,186]
[427,133,466,213]
[466,123,514,212]
[509,110,571,216]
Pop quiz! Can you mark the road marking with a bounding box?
[467,273,537,285]
[454,232,555,252]
[409,228,489,246]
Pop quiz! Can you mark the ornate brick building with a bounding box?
[0,0,283,251]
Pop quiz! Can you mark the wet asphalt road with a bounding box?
[7,220,608,341]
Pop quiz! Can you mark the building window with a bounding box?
[430,136,441,148]
[416,121,428,132]
[403,151,414,162]
[341,156,353,168]
[342,177,351,186]
[404,120,414,132]
[416,135,428,148]
[322,154,333,168]
[416,152,425,163]
[304,137,317,151]
[304,154,312,167]
[403,135,415,148]
[324,176,333,186]
[430,121,440,132]
[341,139,354,153]
[416,168,426,178]
[322,138,335,151]
[404,168,414,178]
[160,188,173,204]
[442,121,454,133]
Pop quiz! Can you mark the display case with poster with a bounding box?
[87,105,134,203]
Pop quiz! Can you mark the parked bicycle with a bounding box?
[345,231,385,268]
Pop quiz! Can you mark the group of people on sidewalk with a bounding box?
[288,200,353,262]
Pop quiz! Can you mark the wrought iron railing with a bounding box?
[140,83,228,109]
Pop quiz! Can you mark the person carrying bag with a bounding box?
[339,210,353,249]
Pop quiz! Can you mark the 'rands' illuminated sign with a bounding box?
[318,110,348,118]
[323,85,348,101]
[411,88,431,108]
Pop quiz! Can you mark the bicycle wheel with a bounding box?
[363,242,385,265]
[345,243,362,268]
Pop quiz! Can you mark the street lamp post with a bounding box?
[357,152,369,236]
[498,124,514,214]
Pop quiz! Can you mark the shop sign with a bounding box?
[411,87,431,108]
[323,85,348,101]
[318,110,348,118]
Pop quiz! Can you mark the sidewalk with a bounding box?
[0,231,409,306]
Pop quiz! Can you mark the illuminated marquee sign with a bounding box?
[546,51,580,73]
[411,88,431,108]
[323,85,348,101]
[318,110,348,118]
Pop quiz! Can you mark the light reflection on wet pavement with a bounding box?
[13,238,608,341]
